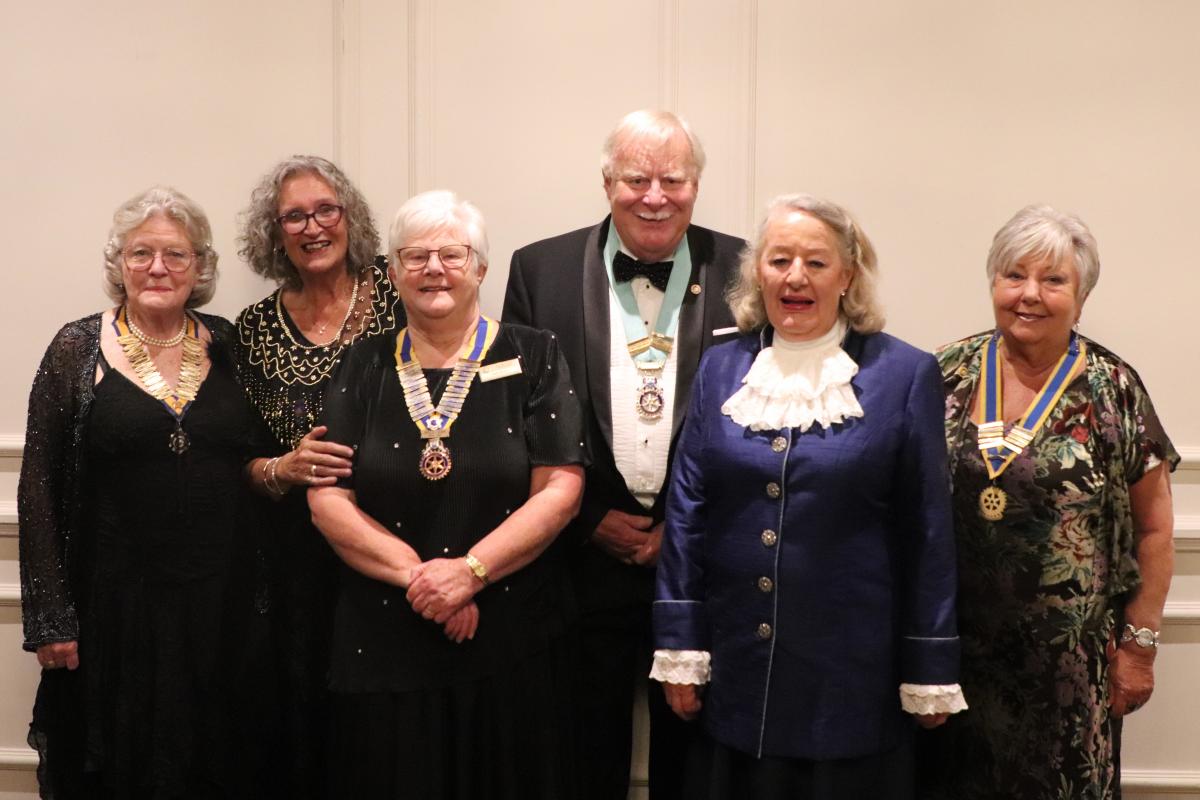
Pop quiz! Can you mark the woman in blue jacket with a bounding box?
[651,194,964,799]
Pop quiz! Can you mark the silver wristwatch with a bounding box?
[1121,623,1160,649]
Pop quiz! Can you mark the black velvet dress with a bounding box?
[321,323,587,800]
[22,317,265,799]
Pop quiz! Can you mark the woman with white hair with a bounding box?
[925,205,1177,799]
[18,187,267,796]
[652,194,964,799]
[308,190,587,798]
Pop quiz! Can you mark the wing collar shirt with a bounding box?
[604,221,688,508]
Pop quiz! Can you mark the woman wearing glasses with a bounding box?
[19,186,268,796]
[234,155,403,797]
[308,190,586,798]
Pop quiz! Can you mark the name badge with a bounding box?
[479,358,523,382]
[712,326,739,337]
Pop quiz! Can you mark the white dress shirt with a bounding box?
[608,274,677,509]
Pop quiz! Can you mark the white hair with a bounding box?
[986,204,1100,300]
[727,193,885,335]
[389,190,489,268]
[600,109,706,180]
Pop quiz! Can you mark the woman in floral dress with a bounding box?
[924,205,1177,800]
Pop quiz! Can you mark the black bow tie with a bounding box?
[613,251,673,291]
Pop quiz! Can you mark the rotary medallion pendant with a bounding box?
[169,425,190,455]
[419,438,452,481]
[979,484,1007,521]
[636,375,664,420]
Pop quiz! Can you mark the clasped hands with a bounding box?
[406,557,483,644]
[593,510,662,566]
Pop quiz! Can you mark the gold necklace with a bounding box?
[276,273,361,350]
[116,307,206,452]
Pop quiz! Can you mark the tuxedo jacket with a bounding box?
[503,217,745,612]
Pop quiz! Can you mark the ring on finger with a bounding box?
[310,464,317,477]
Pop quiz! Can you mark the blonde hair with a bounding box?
[727,193,884,334]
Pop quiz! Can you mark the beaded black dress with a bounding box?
[321,323,587,799]
[18,313,266,799]
[233,260,401,797]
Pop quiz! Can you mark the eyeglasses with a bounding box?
[396,244,472,271]
[122,246,197,272]
[276,204,345,234]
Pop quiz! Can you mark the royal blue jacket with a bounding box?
[653,327,959,759]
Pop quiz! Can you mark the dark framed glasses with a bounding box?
[276,203,344,234]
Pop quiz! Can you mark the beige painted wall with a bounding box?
[2,1,1197,796]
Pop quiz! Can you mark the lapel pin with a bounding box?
[690,284,702,295]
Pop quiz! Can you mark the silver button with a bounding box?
[766,482,781,499]
[761,529,777,547]
[757,577,774,593]
[756,623,773,640]
[771,436,787,453]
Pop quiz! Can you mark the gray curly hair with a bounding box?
[727,193,885,335]
[237,155,380,289]
[102,186,218,309]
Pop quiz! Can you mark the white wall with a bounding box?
[2,1,1197,796]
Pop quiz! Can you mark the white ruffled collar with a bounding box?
[720,319,864,432]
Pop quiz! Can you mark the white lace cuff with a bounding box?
[899,683,968,715]
[649,649,711,685]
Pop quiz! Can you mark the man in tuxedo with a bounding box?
[503,109,744,799]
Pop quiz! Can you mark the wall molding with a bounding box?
[1123,768,1200,791]
[332,0,362,177]
[738,0,758,235]
[408,0,434,195]
[657,0,680,112]
[0,435,23,458]
[1164,601,1200,624]
[0,746,36,770]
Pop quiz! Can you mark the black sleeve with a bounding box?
[18,327,86,651]
[520,330,589,469]
[322,339,384,489]
[501,248,534,327]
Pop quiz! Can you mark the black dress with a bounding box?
[21,316,265,799]
[321,323,587,800]
[233,262,401,798]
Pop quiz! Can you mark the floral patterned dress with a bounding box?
[928,332,1178,800]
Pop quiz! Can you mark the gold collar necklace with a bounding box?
[115,306,205,453]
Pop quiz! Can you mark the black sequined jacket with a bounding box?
[17,311,239,651]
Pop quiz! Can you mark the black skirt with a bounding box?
[685,727,915,800]
[327,637,575,800]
